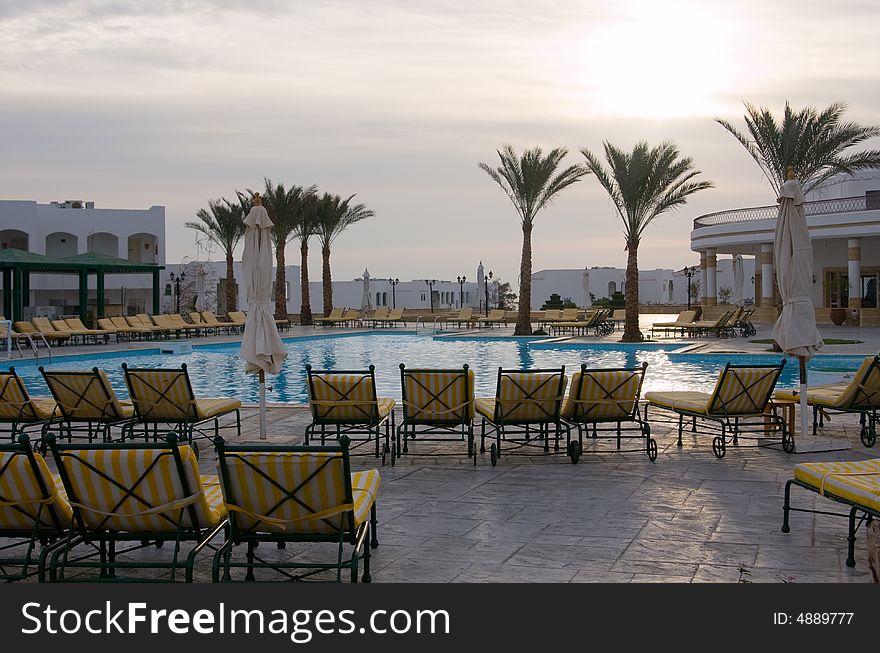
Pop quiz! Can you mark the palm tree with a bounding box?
[716,101,880,195]
[291,190,320,325]
[479,146,587,335]
[257,180,317,321]
[185,198,245,313]
[315,193,374,316]
[581,141,714,342]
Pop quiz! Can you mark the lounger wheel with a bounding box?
[712,436,726,459]
[781,430,795,453]
[781,523,790,534]
[490,443,497,467]
[860,424,876,448]
[646,438,658,461]
[567,441,581,464]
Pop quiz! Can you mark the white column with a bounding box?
[761,243,774,308]
[700,251,707,305]
[848,238,861,308]
[705,248,717,306]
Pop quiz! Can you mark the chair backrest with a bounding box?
[51,320,74,333]
[188,312,205,325]
[124,316,143,329]
[560,308,579,321]
[491,368,567,423]
[706,361,786,415]
[326,308,344,319]
[400,364,474,424]
[372,308,390,320]
[214,437,360,537]
[543,309,562,321]
[486,309,505,321]
[832,355,880,409]
[0,368,44,422]
[306,365,381,423]
[65,317,91,331]
[122,363,199,422]
[170,314,190,327]
[48,434,223,533]
[675,310,697,324]
[228,311,247,323]
[97,318,117,331]
[111,316,132,329]
[562,363,647,422]
[13,321,35,334]
[387,309,404,320]
[0,435,71,534]
[201,311,221,325]
[458,307,474,320]
[611,309,626,321]
[31,317,57,333]
[40,367,129,422]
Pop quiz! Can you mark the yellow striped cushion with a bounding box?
[0,451,72,530]
[794,459,880,512]
[126,369,196,420]
[43,369,132,421]
[645,390,711,413]
[709,367,779,415]
[195,398,242,420]
[402,369,475,422]
[562,370,641,421]
[0,373,56,421]
[308,373,385,421]
[774,382,850,403]
[56,445,225,532]
[32,317,56,333]
[478,372,567,422]
[219,451,379,534]
[829,357,880,409]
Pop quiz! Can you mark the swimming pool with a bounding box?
[7,332,868,404]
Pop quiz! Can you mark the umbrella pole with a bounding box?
[259,369,267,440]
[799,356,809,448]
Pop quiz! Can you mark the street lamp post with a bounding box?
[457,275,466,308]
[484,270,493,316]
[169,272,185,314]
[388,278,399,309]
[683,266,695,311]
[425,279,436,312]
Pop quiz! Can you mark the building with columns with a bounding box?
[690,172,880,324]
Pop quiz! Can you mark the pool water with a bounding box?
[8,332,868,404]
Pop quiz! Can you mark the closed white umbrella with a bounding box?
[582,267,590,308]
[240,193,287,439]
[477,261,484,312]
[771,168,823,448]
[361,269,372,312]
[732,254,744,305]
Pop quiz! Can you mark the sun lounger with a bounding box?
[64,317,112,343]
[477,309,507,329]
[649,310,697,338]
[26,317,72,345]
[0,367,58,441]
[314,307,346,327]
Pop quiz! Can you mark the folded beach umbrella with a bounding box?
[361,268,372,313]
[772,168,823,446]
[240,192,287,439]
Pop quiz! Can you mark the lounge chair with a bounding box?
[437,307,475,330]
[340,308,361,327]
[735,308,757,337]
[691,310,737,339]
[211,435,380,582]
[649,310,697,339]
[314,307,345,327]
[774,355,880,447]
[383,308,407,327]
[27,317,72,345]
[65,317,112,344]
[0,367,58,441]
[108,316,151,339]
[304,364,395,462]
[782,457,880,569]
[561,362,655,462]
[121,362,242,442]
[126,315,166,337]
[475,367,570,465]
[477,309,507,329]
[150,314,189,338]
[610,309,627,330]
[538,310,562,329]
[45,432,227,582]
[0,316,37,354]
[644,360,789,458]
[396,364,475,464]
[550,309,613,337]
[169,313,202,336]
[365,307,390,328]
[0,434,72,581]
[201,310,242,333]
[39,366,135,443]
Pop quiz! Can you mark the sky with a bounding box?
[3,0,880,288]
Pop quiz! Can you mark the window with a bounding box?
[421,293,426,301]
[862,274,878,309]
[382,292,388,306]
[824,270,849,308]
[866,190,880,211]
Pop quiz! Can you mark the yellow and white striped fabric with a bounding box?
[125,368,241,422]
[645,390,712,413]
[402,369,475,423]
[794,458,880,512]
[227,311,247,323]
[51,320,76,334]
[708,367,779,415]
[0,372,57,422]
[825,356,880,409]
[308,373,395,421]
[55,445,226,532]
[195,398,242,420]
[219,451,380,534]
[476,372,567,422]
[32,317,58,334]
[42,368,133,421]
[774,382,850,403]
[562,370,641,421]
[0,450,72,530]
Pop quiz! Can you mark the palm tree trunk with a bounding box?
[275,242,287,320]
[322,245,332,317]
[225,249,236,313]
[515,224,532,336]
[300,241,313,325]
[622,240,642,342]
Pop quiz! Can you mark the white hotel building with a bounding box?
[690,172,880,324]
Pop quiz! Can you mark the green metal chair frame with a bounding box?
[478,367,570,466]
[0,434,69,582]
[0,367,57,443]
[121,362,242,443]
[45,432,227,582]
[39,366,135,444]
[304,364,394,463]
[211,435,377,583]
[396,364,474,465]
[644,361,789,459]
[563,362,655,463]
[810,355,880,448]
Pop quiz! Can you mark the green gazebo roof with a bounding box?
[60,252,161,273]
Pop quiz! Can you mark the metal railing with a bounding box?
[693,195,876,229]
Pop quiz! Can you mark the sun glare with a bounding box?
[568,1,741,119]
